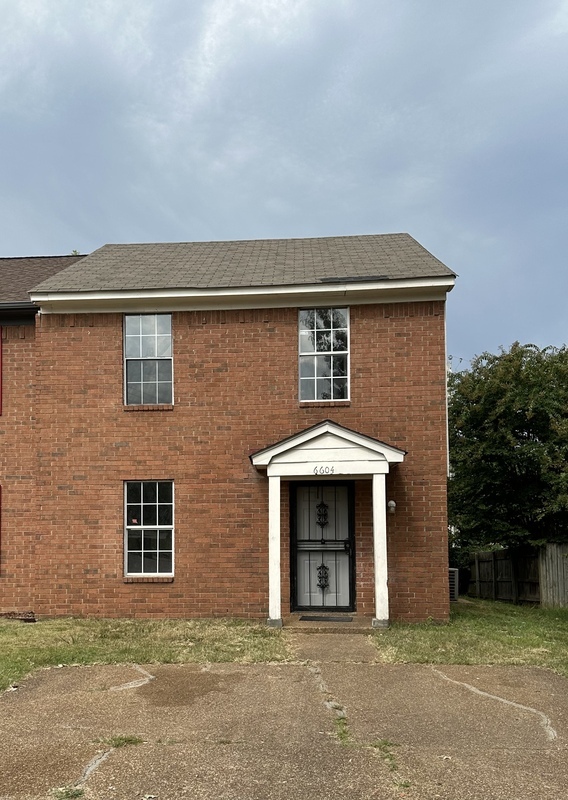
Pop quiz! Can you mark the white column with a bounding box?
[267,475,282,627]
[372,473,389,628]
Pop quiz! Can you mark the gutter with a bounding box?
[30,275,456,314]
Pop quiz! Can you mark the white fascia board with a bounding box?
[29,275,455,314]
[252,421,406,467]
[267,461,391,478]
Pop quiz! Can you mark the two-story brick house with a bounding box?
[0,234,455,625]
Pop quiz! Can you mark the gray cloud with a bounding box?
[0,0,566,363]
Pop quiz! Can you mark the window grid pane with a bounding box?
[299,308,349,401]
[124,314,173,405]
[125,481,174,575]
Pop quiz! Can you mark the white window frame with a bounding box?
[123,314,173,405]
[298,307,350,402]
[124,480,174,577]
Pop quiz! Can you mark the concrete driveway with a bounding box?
[1,633,566,800]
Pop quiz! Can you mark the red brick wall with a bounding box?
[0,325,37,611]
[1,301,449,622]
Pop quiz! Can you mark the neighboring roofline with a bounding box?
[0,254,86,306]
[30,274,455,314]
[0,301,36,310]
[0,254,87,261]
[0,301,38,325]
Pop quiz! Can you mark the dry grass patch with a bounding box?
[373,598,568,677]
[0,617,289,692]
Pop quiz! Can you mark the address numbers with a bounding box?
[313,465,335,475]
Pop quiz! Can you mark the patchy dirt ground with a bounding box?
[1,635,566,799]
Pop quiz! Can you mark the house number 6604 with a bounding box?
[313,465,335,475]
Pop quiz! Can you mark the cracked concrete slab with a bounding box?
[1,640,567,800]
[319,661,568,800]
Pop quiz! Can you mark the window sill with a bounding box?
[123,576,174,583]
[123,404,174,412]
[299,401,351,408]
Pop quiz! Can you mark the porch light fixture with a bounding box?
[387,500,396,514]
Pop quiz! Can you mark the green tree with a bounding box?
[448,343,568,550]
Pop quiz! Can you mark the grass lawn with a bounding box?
[0,617,288,692]
[1,600,567,692]
[373,598,568,677]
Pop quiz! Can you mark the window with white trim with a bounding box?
[299,308,349,401]
[125,481,174,575]
[124,314,172,405]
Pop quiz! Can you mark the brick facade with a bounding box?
[0,324,38,612]
[0,299,450,622]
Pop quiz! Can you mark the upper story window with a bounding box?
[299,308,349,401]
[124,314,172,405]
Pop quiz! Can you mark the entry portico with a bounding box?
[251,420,406,628]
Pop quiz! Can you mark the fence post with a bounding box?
[492,551,498,600]
[475,553,480,598]
[511,550,519,604]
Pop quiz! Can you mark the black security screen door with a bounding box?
[291,483,355,611]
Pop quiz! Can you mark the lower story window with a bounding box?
[124,480,173,575]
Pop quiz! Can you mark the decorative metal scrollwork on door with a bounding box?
[316,500,329,530]
[317,563,330,590]
[315,492,331,593]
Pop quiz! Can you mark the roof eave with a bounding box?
[29,276,456,314]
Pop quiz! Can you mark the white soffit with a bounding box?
[29,276,455,314]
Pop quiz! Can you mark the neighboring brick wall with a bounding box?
[0,324,37,612]
[1,301,449,622]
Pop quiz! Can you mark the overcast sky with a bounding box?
[1,0,567,365]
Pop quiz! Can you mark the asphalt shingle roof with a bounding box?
[30,234,455,294]
[0,255,85,303]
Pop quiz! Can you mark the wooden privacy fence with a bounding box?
[539,544,568,607]
[468,544,568,607]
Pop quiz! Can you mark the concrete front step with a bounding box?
[282,613,374,634]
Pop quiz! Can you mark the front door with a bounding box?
[292,483,354,611]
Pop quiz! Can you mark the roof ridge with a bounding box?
[97,232,410,248]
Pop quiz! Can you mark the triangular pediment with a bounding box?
[251,421,406,478]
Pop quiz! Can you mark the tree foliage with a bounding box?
[448,343,568,549]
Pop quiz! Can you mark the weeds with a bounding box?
[51,788,84,800]
[97,734,144,748]
[334,715,351,745]
[370,738,399,771]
